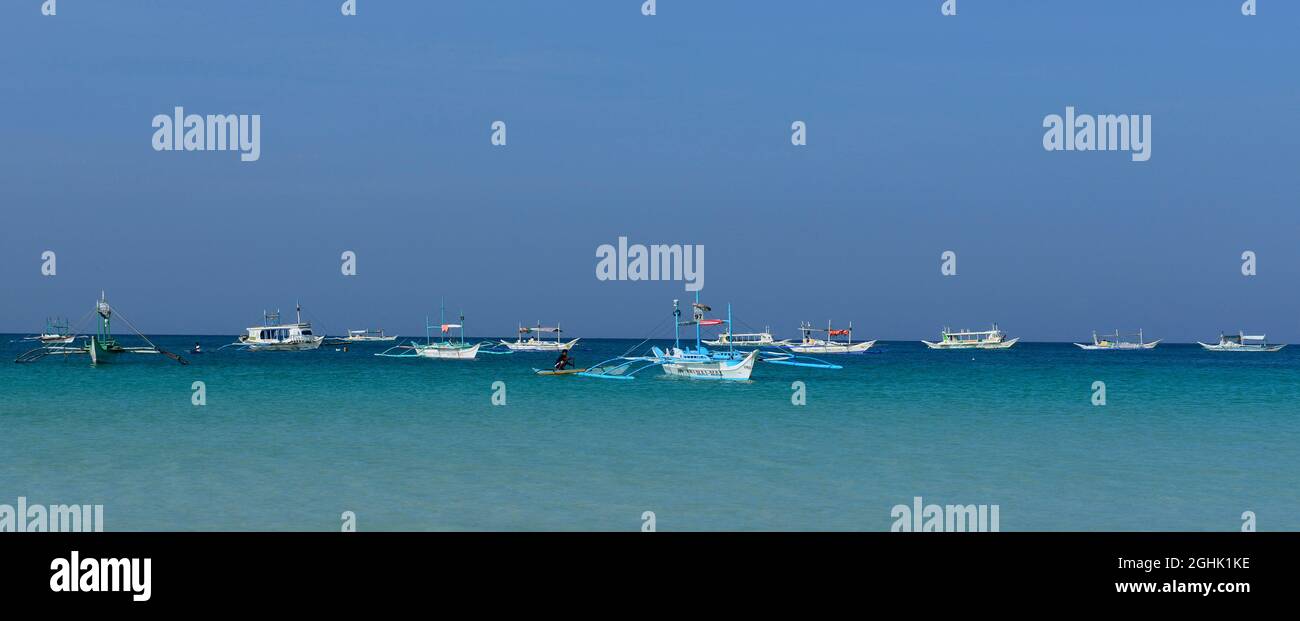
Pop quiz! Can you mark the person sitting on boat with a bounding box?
[554,349,574,371]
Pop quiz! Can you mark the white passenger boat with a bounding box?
[341,328,398,343]
[232,303,324,351]
[788,321,874,353]
[702,327,790,349]
[922,324,1018,350]
[1198,332,1285,352]
[1074,329,1159,350]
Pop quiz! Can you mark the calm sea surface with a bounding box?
[2,335,1296,531]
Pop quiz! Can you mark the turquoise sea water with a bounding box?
[2,335,1297,531]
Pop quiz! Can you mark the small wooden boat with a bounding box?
[534,367,588,376]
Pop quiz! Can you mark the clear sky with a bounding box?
[2,1,1298,341]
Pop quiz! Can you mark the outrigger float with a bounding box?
[14,292,188,365]
[376,304,512,360]
[577,296,841,381]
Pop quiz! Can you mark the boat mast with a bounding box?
[673,299,681,349]
[96,291,112,342]
[694,292,701,348]
[727,303,733,353]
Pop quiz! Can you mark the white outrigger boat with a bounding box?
[225,303,324,351]
[22,317,77,345]
[1198,332,1285,352]
[922,324,1018,350]
[578,297,840,381]
[789,321,874,353]
[340,328,398,343]
[501,322,580,352]
[1074,329,1159,350]
[376,305,512,361]
[702,326,790,349]
[15,292,187,365]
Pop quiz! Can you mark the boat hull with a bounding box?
[88,336,121,364]
[661,350,757,380]
[1075,344,1159,350]
[245,336,325,351]
[501,338,580,352]
[1197,342,1285,352]
[416,342,482,360]
[788,340,875,354]
[702,336,790,348]
[36,335,76,345]
[922,337,1019,350]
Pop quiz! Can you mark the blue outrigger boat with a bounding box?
[577,295,841,381]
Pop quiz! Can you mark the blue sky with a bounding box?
[2,1,1298,341]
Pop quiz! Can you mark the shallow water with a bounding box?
[2,336,1296,531]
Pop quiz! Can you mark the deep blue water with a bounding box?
[2,334,1297,531]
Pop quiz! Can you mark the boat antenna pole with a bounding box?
[727,303,733,353]
[673,299,681,349]
[694,291,701,348]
